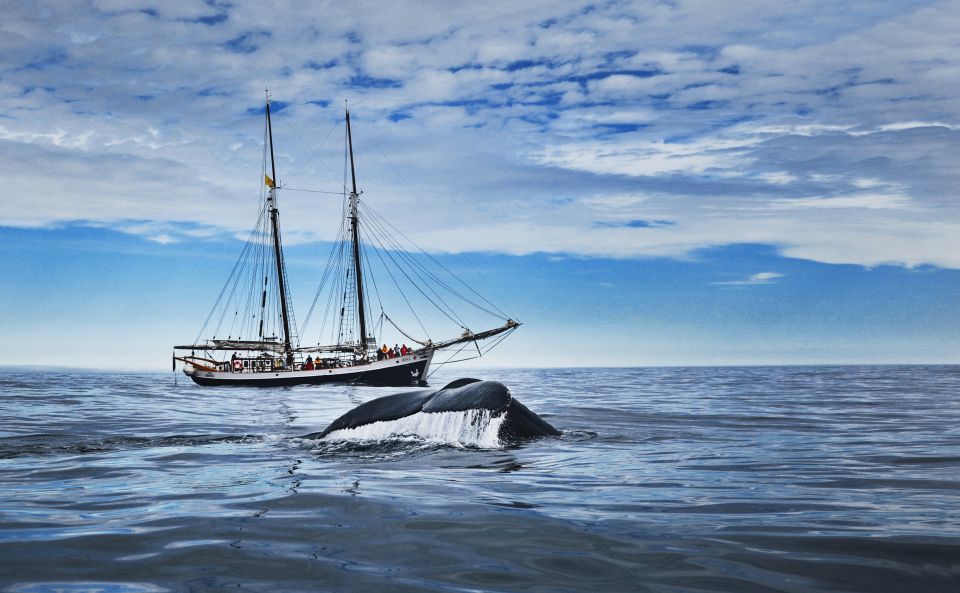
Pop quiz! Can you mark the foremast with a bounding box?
[346,105,370,359]
[266,92,294,364]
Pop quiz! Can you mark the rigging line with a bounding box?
[322,193,350,346]
[363,241,385,315]
[426,326,517,379]
[309,226,348,332]
[243,221,268,341]
[210,233,250,341]
[204,205,265,340]
[374,312,384,344]
[240,116,273,343]
[362,215,470,330]
[336,231,352,347]
[358,234,385,327]
[358,202,504,320]
[461,251,507,322]
[237,247,256,340]
[427,327,516,377]
[251,213,269,339]
[256,211,273,332]
[340,239,351,345]
[479,326,516,356]
[196,202,268,343]
[274,221,299,346]
[353,116,470,292]
[360,224,440,337]
[368,208,509,321]
[358,205,472,326]
[299,221,348,334]
[261,111,270,199]
[356,227,375,347]
[426,341,471,379]
[282,115,342,187]
[356,203,461,313]
[360,227,432,339]
[363,213,483,325]
[224,218,262,340]
[315,236,345,346]
[434,354,484,365]
[258,208,277,335]
[256,215,273,340]
[383,313,428,346]
[322,258,342,345]
[359,201,511,319]
[359,214,388,335]
[356,120,416,197]
[282,187,347,194]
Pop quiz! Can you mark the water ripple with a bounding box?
[0,366,958,592]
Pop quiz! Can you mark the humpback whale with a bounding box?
[304,379,559,446]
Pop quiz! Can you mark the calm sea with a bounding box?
[1,366,958,592]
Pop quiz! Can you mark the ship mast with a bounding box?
[345,105,369,357]
[266,92,293,362]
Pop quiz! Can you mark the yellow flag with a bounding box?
[265,174,275,188]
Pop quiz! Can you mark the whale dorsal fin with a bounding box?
[440,378,482,390]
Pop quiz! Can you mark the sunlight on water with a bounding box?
[320,409,505,448]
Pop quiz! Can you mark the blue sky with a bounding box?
[1,0,958,369]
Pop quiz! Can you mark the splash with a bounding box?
[320,409,506,448]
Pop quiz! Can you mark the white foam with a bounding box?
[322,409,505,449]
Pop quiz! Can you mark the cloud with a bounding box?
[767,193,910,210]
[0,0,958,269]
[713,272,785,285]
[593,219,674,228]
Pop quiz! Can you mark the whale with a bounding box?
[303,378,559,446]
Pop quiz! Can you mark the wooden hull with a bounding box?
[185,352,433,387]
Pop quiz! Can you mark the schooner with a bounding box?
[173,92,519,386]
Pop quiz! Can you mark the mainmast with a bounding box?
[266,92,293,361]
[345,105,369,357]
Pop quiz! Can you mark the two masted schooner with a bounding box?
[173,93,519,387]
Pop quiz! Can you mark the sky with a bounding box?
[1,0,958,369]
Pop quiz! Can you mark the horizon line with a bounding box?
[2,362,957,374]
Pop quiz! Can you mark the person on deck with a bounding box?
[393,344,400,358]
[304,356,314,370]
[400,344,408,356]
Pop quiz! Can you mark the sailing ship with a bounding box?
[173,93,519,387]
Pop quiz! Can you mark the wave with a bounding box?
[0,433,261,459]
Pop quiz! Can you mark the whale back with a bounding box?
[423,380,511,414]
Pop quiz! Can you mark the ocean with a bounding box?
[1,365,958,592]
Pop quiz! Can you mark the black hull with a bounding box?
[188,358,430,387]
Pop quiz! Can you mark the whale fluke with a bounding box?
[302,380,559,446]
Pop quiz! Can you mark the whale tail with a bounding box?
[305,380,559,447]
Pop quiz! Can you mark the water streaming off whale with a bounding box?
[316,408,506,448]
